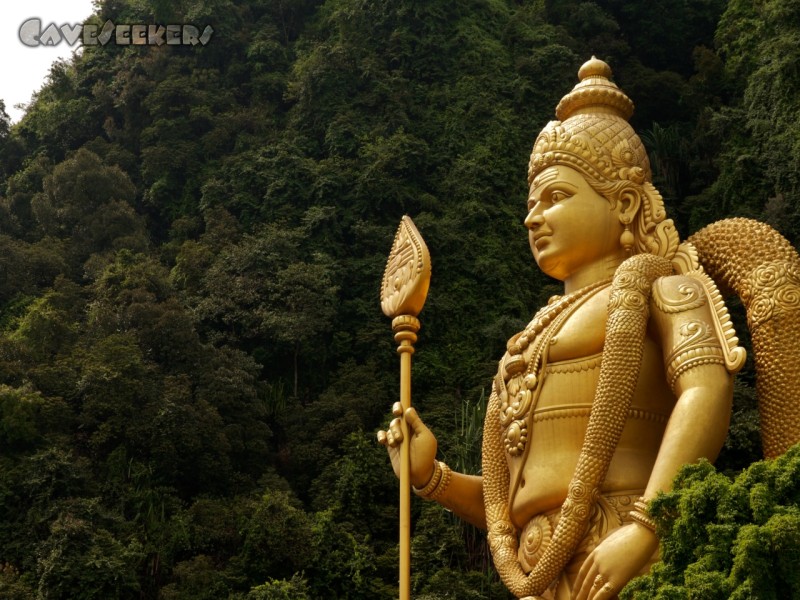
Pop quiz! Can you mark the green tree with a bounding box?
[246,574,310,600]
[36,501,143,600]
[623,444,800,599]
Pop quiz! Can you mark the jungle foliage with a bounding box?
[0,0,797,597]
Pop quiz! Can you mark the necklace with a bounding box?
[498,278,612,456]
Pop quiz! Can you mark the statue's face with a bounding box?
[524,165,624,281]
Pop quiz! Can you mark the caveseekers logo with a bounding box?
[19,19,213,47]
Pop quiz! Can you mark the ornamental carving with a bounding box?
[652,279,706,313]
[740,261,800,329]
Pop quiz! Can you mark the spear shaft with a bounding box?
[394,315,420,599]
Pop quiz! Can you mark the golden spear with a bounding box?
[380,216,431,600]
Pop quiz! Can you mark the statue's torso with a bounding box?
[502,287,677,528]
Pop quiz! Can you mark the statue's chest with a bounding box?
[495,286,611,457]
[543,291,608,362]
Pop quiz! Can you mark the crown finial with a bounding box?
[555,56,634,121]
[578,55,611,81]
[578,56,612,81]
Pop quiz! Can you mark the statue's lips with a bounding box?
[532,231,552,248]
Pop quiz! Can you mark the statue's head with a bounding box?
[527,57,678,267]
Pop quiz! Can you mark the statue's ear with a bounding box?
[618,187,642,226]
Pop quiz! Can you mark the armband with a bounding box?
[664,323,726,389]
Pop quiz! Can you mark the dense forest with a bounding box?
[0,0,798,598]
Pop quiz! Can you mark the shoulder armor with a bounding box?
[673,243,746,373]
[652,265,746,391]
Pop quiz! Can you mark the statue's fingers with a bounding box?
[571,563,598,600]
[377,430,387,446]
[392,401,403,417]
[592,582,616,600]
[404,407,426,435]
[389,417,404,445]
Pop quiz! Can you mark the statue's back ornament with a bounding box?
[378,57,800,600]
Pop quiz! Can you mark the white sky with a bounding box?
[1,0,97,123]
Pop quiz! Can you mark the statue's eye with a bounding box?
[550,190,569,203]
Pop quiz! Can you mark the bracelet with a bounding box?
[413,460,442,498]
[430,461,451,501]
[630,498,657,533]
[413,460,451,500]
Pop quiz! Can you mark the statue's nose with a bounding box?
[524,209,544,230]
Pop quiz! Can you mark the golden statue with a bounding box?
[378,57,800,600]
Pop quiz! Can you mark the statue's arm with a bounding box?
[644,273,735,500]
[643,364,732,500]
[429,469,486,530]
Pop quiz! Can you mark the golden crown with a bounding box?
[528,57,651,186]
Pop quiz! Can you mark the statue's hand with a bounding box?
[377,403,437,489]
[571,523,658,600]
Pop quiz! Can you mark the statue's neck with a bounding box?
[563,253,626,294]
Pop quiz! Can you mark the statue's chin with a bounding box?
[533,254,567,282]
